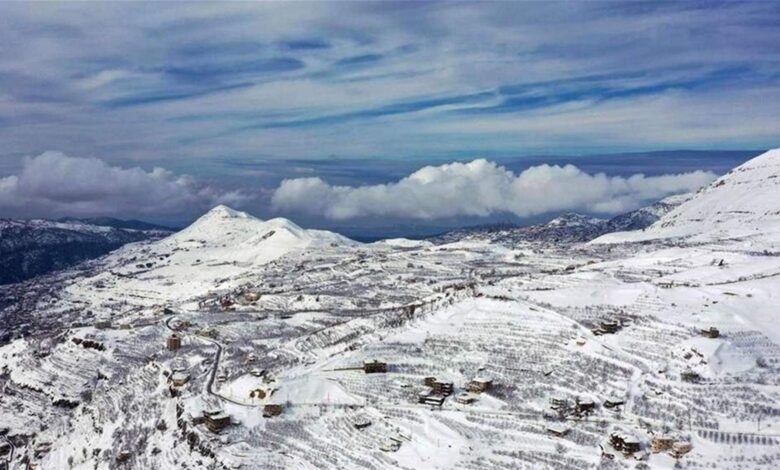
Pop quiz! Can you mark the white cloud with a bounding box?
[0,151,252,219]
[271,159,715,220]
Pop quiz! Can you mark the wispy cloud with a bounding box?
[0,0,777,167]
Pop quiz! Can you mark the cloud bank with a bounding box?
[0,152,251,219]
[272,159,715,220]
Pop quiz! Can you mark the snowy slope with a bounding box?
[66,205,358,303]
[160,204,354,265]
[593,149,780,244]
[0,218,169,285]
[434,193,690,245]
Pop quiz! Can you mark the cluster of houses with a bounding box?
[546,395,599,419]
[416,376,494,407]
[600,431,692,461]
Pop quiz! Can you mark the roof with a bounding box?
[546,423,569,433]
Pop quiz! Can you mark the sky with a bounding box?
[0,1,778,235]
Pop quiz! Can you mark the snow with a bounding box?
[2,149,780,469]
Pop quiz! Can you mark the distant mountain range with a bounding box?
[431,193,691,245]
[0,218,172,285]
[0,195,695,286]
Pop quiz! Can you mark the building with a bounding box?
[352,416,372,429]
[455,392,478,405]
[466,377,493,393]
[167,334,182,351]
[116,450,132,463]
[418,388,446,406]
[609,431,640,454]
[701,327,720,338]
[601,319,621,333]
[95,320,112,329]
[549,396,568,410]
[204,411,231,432]
[575,398,596,415]
[424,377,453,396]
[363,359,387,374]
[263,404,283,418]
[546,423,569,437]
[651,435,674,453]
[170,371,190,387]
[671,441,692,458]
[379,437,402,452]
[603,396,625,409]
[680,370,701,383]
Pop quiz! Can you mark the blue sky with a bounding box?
[0,1,777,231]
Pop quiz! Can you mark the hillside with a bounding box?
[0,218,170,285]
[434,193,691,245]
[1,150,779,470]
[594,149,780,245]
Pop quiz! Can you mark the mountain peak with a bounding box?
[202,204,252,220]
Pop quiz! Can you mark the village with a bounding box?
[1,196,779,469]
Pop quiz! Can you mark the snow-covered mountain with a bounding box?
[72,205,357,302]
[594,149,780,244]
[0,218,170,285]
[2,150,780,470]
[434,193,690,245]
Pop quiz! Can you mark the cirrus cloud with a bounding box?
[271,159,716,220]
[0,151,252,220]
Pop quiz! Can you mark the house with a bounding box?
[204,411,231,432]
[546,423,569,437]
[422,394,446,407]
[601,320,621,334]
[423,377,453,396]
[603,396,625,409]
[549,396,568,410]
[680,370,701,383]
[700,327,720,338]
[575,398,596,415]
[609,431,641,454]
[379,437,402,452]
[263,403,283,418]
[651,435,674,453]
[116,450,132,463]
[170,371,190,387]
[167,334,181,351]
[466,377,493,393]
[363,359,387,374]
[352,416,372,429]
[455,392,478,405]
[658,281,674,289]
[671,441,692,458]
[219,296,234,310]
